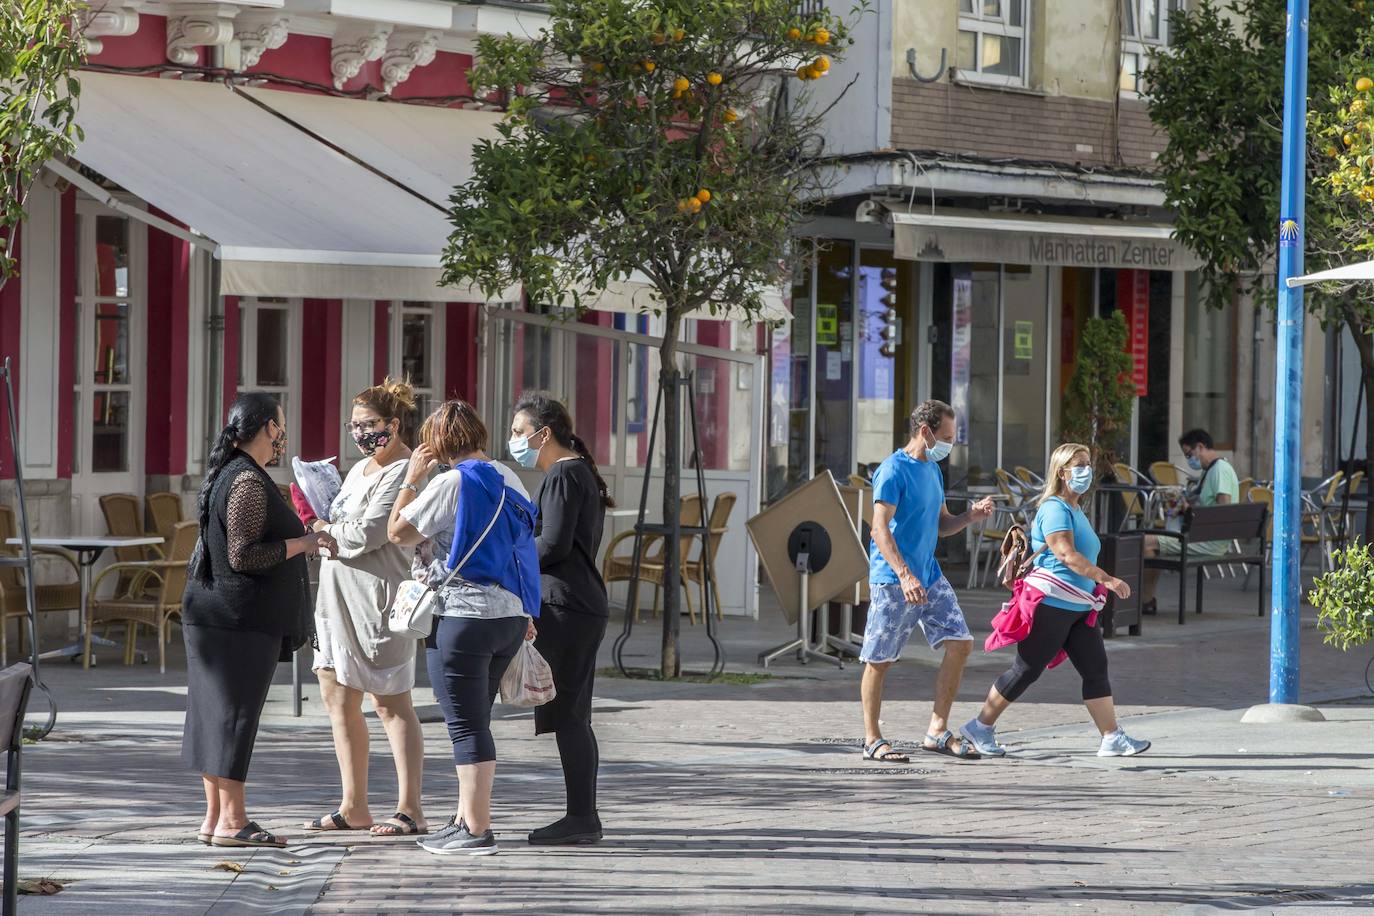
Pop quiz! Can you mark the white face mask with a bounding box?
[1067,465,1094,494]
[924,429,953,462]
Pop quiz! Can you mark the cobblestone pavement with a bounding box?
[14,575,1374,914]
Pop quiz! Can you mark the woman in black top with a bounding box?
[183,393,333,848]
[508,392,611,846]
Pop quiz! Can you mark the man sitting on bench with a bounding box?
[1141,428,1240,615]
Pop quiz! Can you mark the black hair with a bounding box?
[512,391,616,508]
[193,392,281,584]
[1179,428,1214,450]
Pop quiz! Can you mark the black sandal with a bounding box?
[211,821,286,848]
[370,812,427,837]
[862,738,910,763]
[303,811,367,832]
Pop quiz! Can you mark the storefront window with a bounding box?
[814,241,854,482]
[856,250,919,474]
[1183,274,1235,448]
[237,297,298,469]
[1001,264,1049,474]
[766,246,812,502]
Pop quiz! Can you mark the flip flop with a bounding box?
[303,811,368,832]
[862,738,910,763]
[211,821,286,849]
[197,833,212,845]
[921,729,981,761]
[370,812,427,837]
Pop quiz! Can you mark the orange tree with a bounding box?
[1149,0,1374,539]
[443,0,860,676]
[1,0,85,289]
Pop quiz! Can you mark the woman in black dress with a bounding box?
[508,392,612,845]
[183,393,333,848]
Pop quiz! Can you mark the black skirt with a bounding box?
[533,604,607,736]
[182,624,280,782]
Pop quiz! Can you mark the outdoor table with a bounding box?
[7,536,164,668]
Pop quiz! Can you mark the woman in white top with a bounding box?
[304,379,427,837]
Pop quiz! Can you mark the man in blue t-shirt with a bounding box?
[860,400,995,764]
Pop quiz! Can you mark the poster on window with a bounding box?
[951,275,973,444]
[769,324,790,447]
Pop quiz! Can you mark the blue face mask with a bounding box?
[1068,465,1094,494]
[508,428,545,469]
[924,431,953,462]
[1186,454,1202,471]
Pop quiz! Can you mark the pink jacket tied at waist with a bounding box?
[985,570,1108,669]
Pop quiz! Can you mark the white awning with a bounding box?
[66,72,513,301]
[1288,260,1374,287]
[890,209,1200,272]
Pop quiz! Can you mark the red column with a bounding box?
[145,218,190,475]
[300,299,342,458]
[446,302,479,401]
[694,320,731,469]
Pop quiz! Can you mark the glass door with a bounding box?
[813,241,854,482]
[71,201,146,534]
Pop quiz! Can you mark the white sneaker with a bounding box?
[1097,729,1151,757]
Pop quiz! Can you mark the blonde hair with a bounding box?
[1038,442,1091,505]
[353,376,418,444]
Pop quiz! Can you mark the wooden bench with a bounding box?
[1143,503,1268,624]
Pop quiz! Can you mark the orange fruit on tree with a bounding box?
[688,197,703,213]
[1358,76,1374,92]
[796,65,810,80]
[643,61,656,72]
[814,55,830,73]
[652,32,666,45]
[677,198,691,213]
[813,28,830,44]
[674,76,690,92]
[787,27,801,40]
[707,72,723,86]
[807,66,822,79]
[695,188,711,203]
[1345,133,1355,145]
[673,28,685,41]
[723,108,739,122]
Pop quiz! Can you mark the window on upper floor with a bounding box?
[956,0,1029,88]
[1120,0,1186,95]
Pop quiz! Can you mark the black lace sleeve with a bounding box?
[226,470,288,573]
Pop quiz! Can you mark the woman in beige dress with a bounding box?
[304,379,428,837]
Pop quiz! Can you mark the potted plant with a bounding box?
[1309,543,1374,650]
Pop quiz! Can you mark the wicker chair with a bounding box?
[0,507,80,666]
[683,492,736,622]
[602,495,704,624]
[85,520,198,672]
[146,492,184,544]
[98,493,162,599]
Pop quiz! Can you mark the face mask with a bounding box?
[270,424,287,463]
[1067,465,1094,494]
[924,430,953,462]
[351,425,392,457]
[1186,454,1202,471]
[508,428,545,469]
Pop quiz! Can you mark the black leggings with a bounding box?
[993,604,1112,703]
[425,615,527,765]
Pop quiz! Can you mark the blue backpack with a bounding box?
[444,460,542,618]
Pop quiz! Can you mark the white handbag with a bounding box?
[387,489,506,638]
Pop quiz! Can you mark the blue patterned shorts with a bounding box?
[860,577,972,663]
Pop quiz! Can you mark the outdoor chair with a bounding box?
[0,662,32,916]
[1142,503,1268,624]
[1111,462,1152,531]
[683,492,736,623]
[98,493,162,599]
[0,506,80,666]
[602,495,704,624]
[86,520,198,672]
[145,492,184,544]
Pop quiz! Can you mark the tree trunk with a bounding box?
[658,309,684,679]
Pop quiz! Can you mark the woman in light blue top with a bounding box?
[960,443,1151,759]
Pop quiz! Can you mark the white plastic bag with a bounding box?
[291,455,342,522]
[499,637,557,708]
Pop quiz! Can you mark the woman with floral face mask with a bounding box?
[960,443,1151,760]
[303,378,430,838]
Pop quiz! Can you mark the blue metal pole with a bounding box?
[1270,0,1309,705]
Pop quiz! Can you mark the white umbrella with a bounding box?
[1287,259,1374,286]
